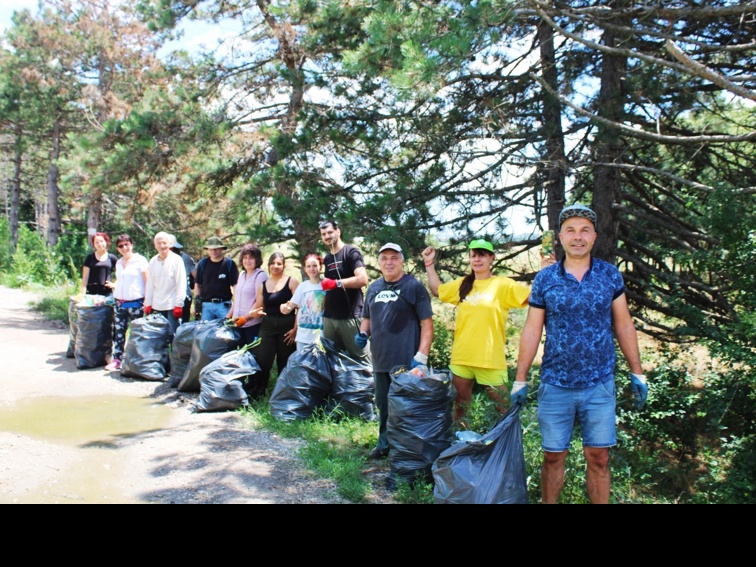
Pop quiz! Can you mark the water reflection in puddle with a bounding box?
[0,396,173,504]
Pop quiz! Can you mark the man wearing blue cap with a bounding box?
[356,243,434,459]
[513,203,647,504]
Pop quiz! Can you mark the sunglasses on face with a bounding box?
[117,243,130,249]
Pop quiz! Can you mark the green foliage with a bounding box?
[54,230,90,283]
[30,284,76,324]
[614,343,756,504]
[428,312,454,370]
[692,434,756,504]
[0,217,11,272]
[342,0,509,94]
[394,479,435,504]
[6,226,67,288]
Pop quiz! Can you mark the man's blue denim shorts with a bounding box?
[536,379,617,452]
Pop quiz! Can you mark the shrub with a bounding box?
[0,217,11,273]
[429,314,454,370]
[6,226,67,287]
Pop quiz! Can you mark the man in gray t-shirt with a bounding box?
[357,243,434,459]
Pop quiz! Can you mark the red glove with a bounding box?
[173,306,183,319]
[144,305,152,315]
[321,278,339,291]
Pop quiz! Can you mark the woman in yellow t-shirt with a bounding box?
[422,239,531,427]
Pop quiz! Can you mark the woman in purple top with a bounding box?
[229,243,269,347]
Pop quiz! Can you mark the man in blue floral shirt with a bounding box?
[512,204,647,504]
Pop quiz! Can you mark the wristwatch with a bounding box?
[336,280,343,288]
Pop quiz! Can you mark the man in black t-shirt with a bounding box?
[319,220,370,363]
[193,236,239,321]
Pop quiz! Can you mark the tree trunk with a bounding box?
[46,118,62,246]
[537,19,567,236]
[592,16,628,262]
[9,125,22,252]
[258,0,312,260]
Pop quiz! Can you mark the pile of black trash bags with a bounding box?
[120,317,256,413]
[384,365,528,503]
[168,318,260,413]
[269,338,375,422]
[270,346,528,503]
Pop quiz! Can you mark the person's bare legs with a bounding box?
[541,450,568,504]
[452,374,474,428]
[584,446,611,504]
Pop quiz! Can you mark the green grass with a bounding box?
[240,400,379,502]
[32,295,72,324]
[236,374,676,504]
[26,283,76,324]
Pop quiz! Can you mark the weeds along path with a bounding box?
[0,285,346,504]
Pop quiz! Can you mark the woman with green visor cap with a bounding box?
[422,239,531,428]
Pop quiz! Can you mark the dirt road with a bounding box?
[0,286,346,504]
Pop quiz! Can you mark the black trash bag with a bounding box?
[432,404,528,504]
[269,342,333,422]
[74,303,115,369]
[177,319,240,393]
[195,348,261,413]
[169,321,201,387]
[386,365,456,488]
[66,297,79,358]
[322,338,375,421]
[121,314,172,381]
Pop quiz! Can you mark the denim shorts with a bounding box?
[537,379,617,452]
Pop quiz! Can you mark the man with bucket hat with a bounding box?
[513,203,647,504]
[357,242,434,459]
[193,236,239,321]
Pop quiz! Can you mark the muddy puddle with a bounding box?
[0,395,173,504]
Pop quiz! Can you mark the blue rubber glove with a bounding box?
[409,352,428,369]
[630,373,648,409]
[510,381,528,406]
[355,332,368,349]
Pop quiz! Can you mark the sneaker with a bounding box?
[105,359,121,372]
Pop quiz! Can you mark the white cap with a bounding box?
[378,243,403,254]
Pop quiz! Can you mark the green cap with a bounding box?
[468,239,494,253]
